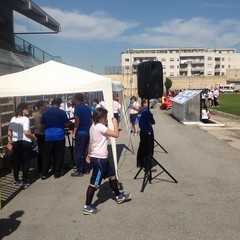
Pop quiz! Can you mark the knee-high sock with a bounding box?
[109,179,121,196]
[86,185,96,205]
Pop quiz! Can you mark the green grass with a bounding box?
[214,94,240,117]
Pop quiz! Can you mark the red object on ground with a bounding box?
[160,95,172,110]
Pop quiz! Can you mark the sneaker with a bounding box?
[116,192,132,204]
[41,175,47,180]
[22,182,31,189]
[13,180,23,186]
[71,171,84,177]
[83,205,101,215]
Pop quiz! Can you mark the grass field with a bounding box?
[215,93,240,117]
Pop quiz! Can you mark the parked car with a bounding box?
[219,84,236,93]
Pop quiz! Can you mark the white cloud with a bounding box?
[14,8,240,49]
[43,8,138,40]
[14,8,138,40]
[120,17,240,49]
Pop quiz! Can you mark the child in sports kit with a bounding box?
[83,107,131,215]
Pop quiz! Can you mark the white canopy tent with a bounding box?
[0,60,119,177]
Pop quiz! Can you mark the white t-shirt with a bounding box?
[112,100,121,114]
[89,123,108,158]
[9,116,32,143]
[214,90,219,97]
[202,109,210,120]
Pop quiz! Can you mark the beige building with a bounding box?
[106,48,240,96]
[121,47,240,77]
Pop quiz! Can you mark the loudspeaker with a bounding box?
[137,60,163,99]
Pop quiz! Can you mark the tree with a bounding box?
[165,78,172,94]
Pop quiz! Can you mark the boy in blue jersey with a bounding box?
[41,97,69,179]
[71,93,92,177]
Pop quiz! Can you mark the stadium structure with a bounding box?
[0,0,60,76]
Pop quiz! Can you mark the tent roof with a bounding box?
[0,60,112,98]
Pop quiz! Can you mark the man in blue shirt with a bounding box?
[41,97,69,179]
[71,93,92,177]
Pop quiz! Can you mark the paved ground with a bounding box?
[200,110,240,150]
[0,105,240,240]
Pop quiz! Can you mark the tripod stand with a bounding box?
[154,138,168,154]
[134,99,178,192]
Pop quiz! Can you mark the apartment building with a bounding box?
[121,48,240,77]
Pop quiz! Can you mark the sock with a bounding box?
[85,185,96,206]
[109,179,121,196]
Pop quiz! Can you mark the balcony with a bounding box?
[179,67,188,71]
[191,67,204,72]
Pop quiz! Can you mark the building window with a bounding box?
[161,58,166,61]
[207,57,212,60]
[125,58,129,62]
[170,58,174,61]
[222,57,225,61]
[207,64,212,68]
[170,65,174,69]
[221,65,225,68]
[207,71,212,75]
[170,72,174,76]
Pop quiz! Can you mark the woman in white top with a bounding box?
[128,96,140,135]
[112,97,121,123]
[7,103,37,188]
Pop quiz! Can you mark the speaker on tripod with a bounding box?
[135,60,177,192]
[137,60,163,99]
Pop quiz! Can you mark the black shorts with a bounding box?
[90,157,116,187]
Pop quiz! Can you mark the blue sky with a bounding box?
[14,0,240,74]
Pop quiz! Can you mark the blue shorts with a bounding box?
[90,157,116,187]
[130,113,138,124]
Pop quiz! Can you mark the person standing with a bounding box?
[41,97,69,179]
[128,96,140,136]
[213,88,219,107]
[207,89,213,108]
[71,93,92,177]
[7,103,37,189]
[83,108,131,215]
[112,96,121,123]
[33,100,47,175]
[136,99,156,169]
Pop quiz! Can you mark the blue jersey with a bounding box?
[74,103,92,135]
[139,108,155,134]
[41,107,69,141]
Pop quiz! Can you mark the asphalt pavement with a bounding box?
[0,105,240,240]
